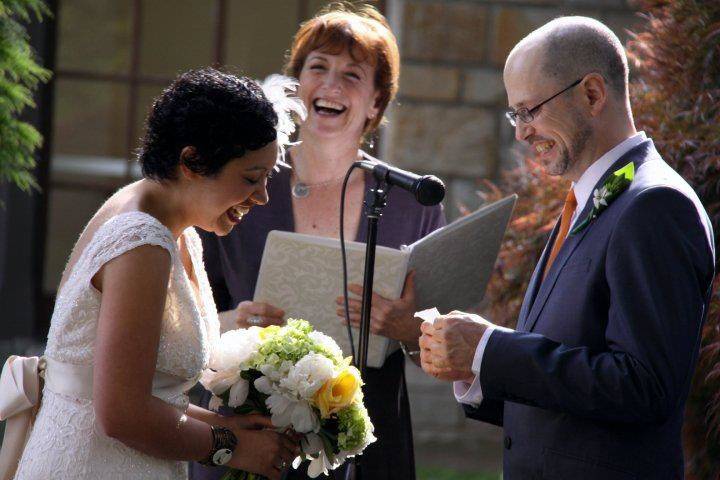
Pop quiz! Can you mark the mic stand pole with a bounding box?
[344,176,390,480]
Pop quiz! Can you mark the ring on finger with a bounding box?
[246,315,263,326]
[276,458,288,469]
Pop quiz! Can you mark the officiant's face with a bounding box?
[504,45,592,178]
[297,49,381,142]
[191,140,276,236]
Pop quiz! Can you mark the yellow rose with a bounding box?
[314,366,362,418]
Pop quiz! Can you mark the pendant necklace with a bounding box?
[292,175,347,198]
[290,149,362,198]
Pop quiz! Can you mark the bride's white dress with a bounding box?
[14,211,220,479]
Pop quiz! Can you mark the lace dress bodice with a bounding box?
[15,211,220,480]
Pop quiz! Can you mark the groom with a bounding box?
[420,16,715,479]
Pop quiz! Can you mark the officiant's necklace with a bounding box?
[290,150,362,199]
[291,175,346,198]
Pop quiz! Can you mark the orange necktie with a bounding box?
[543,188,577,279]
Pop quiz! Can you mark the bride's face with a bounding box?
[191,141,277,236]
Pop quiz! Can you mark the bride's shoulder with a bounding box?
[90,185,173,247]
[92,211,175,257]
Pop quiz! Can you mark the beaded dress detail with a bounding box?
[14,212,220,480]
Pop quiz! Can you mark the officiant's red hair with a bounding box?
[285,2,400,135]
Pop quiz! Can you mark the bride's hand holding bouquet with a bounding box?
[201,320,376,479]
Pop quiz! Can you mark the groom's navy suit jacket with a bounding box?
[465,140,715,479]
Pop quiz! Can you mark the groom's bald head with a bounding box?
[506,16,629,99]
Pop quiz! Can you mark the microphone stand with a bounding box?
[344,173,390,480]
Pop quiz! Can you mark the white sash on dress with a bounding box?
[0,355,198,480]
[0,356,44,480]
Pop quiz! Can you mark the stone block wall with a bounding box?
[379,0,640,469]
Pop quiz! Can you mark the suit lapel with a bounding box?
[524,215,593,332]
[517,221,559,332]
[522,139,656,333]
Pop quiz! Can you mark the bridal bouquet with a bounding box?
[200,319,375,479]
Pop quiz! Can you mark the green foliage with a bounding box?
[0,0,51,193]
[626,1,720,477]
[417,467,501,480]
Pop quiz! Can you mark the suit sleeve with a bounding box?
[463,399,504,427]
[197,228,233,313]
[479,187,714,424]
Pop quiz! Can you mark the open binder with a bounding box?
[254,194,517,367]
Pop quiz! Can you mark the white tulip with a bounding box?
[200,368,241,396]
[208,395,223,412]
[228,378,250,408]
[254,376,274,395]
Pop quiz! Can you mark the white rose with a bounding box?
[280,353,334,399]
[211,328,261,371]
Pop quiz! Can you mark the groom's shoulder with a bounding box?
[603,140,704,222]
[610,153,714,259]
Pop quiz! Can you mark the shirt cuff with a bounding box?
[453,324,514,407]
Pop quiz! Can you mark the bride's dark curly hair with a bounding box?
[138,68,278,181]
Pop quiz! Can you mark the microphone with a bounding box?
[356,153,445,206]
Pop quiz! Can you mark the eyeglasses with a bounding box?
[505,77,584,127]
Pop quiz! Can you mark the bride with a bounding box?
[5,68,301,480]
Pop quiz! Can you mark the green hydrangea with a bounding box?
[252,319,313,367]
[337,402,373,452]
[252,319,345,369]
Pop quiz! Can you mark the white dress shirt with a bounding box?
[454,132,647,407]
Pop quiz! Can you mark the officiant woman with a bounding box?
[190,4,445,480]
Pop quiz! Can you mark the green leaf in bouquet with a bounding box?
[241,369,263,382]
[319,427,340,455]
[320,416,340,437]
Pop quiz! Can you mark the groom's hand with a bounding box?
[419,311,488,382]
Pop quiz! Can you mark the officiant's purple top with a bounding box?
[191,163,445,480]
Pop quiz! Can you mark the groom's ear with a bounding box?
[178,146,201,180]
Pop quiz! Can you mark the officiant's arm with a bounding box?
[337,271,423,366]
[472,189,713,424]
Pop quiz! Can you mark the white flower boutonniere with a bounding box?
[571,161,635,235]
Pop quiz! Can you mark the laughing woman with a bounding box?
[192,4,446,480]
[6,69,299,480]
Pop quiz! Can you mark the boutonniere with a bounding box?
[570,161,635,235]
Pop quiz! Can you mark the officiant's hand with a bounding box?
[419,312,488,383]
[336,271,421,344]
[230,301,285,329]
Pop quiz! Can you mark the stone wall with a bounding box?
[381,0,640,471]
